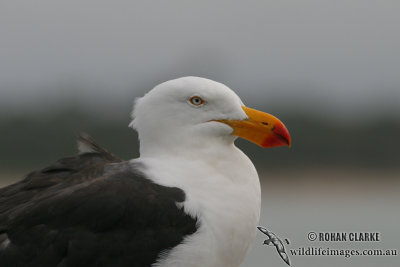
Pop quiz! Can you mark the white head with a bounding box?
[130,77,290,157]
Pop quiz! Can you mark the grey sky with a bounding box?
[1,0,399,117]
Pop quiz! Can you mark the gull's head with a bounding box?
[130,77,290,156]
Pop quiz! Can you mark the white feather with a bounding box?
[130,77,261,267]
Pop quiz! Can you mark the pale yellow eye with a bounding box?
[189,96,205,106]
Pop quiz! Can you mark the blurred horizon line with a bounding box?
[1,82,399,123]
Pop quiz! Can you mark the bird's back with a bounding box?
[0,135,197,267]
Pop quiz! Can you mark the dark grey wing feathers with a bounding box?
[0,136,197,267]
[77,132,121,161]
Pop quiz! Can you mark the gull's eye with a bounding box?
[189,96,205,106]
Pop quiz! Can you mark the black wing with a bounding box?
[0,137,197,267]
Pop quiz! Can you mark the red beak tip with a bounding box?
[262,122,291,148]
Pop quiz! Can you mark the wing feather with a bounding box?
[0,136,197,267]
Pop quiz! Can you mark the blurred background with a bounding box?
[1,1,399,266]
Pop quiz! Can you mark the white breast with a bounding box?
[136,145,261,267]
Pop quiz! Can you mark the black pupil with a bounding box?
[194,98,200,104]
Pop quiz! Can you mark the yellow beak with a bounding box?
[216,106,291,148]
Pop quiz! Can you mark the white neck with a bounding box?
[138,122,237,160]
[135,143,261,267]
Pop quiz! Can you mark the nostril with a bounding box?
[261,122,269,126]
